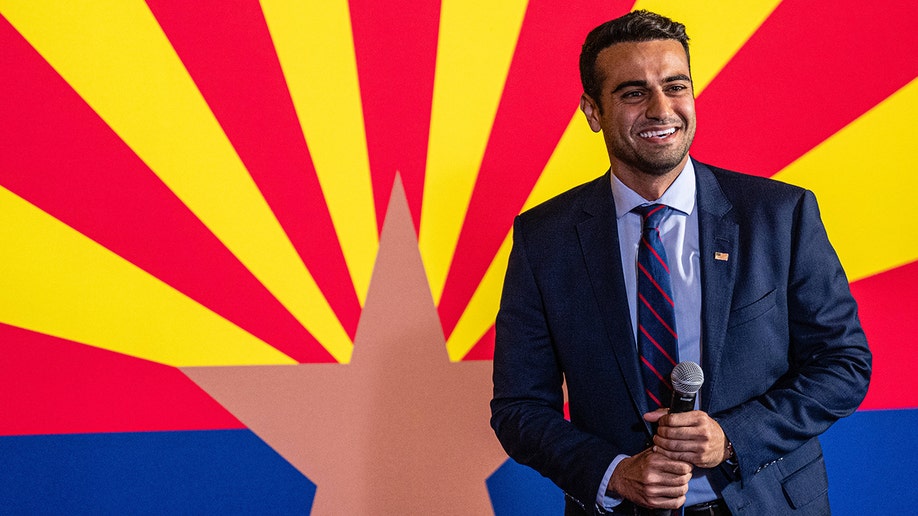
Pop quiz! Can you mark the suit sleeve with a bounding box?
[490,216,619,511]
[715,190,872,480]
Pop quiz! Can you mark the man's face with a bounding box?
[581,39,696,178]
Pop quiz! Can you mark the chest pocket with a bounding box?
[727,289,776,328]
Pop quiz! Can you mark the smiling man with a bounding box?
[490,10,871,516]
[581,38,695,196]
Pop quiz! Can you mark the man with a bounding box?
[490,10,871,515]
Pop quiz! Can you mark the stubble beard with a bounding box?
[612,126,695,177]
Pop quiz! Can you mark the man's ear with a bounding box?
[579,93,602,133]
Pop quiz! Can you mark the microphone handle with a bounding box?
[649,391,696,515]
[670,391,696,413]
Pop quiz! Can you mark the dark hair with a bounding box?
[579,10,690,104]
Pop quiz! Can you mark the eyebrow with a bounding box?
[611,74,692,94]
[611,80,648,94]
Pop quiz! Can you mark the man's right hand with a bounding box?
[607,447,692,509]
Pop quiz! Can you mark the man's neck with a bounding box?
[610,157,689,201]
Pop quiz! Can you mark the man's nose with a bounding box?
[645,91,674,121]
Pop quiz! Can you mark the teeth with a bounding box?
[639,128,676,138]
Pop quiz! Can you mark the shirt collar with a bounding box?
[610,158,697,219]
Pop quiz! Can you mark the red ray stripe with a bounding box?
[0,17,332,363]
[438,0,635,338]
[348,0,441,233]
[463,325,496,361]
[0,324,244,436]
[692,0,918,177]
[146,0,361,341]
[850,261,918,410]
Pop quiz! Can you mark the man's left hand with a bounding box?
[644,409,728,468]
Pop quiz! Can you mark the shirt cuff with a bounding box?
[596,454,629,510]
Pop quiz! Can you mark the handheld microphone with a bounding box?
[648,362,704,516]
[669,361,704,413]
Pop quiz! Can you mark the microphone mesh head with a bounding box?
[671,361,704,394]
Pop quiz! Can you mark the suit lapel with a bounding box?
[694,162,738,411]
[575,172,651,421]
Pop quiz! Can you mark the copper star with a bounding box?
[182,177,507,514]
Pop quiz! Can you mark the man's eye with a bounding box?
[622,90,643,99]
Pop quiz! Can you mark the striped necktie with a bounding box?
[635,204,679,408]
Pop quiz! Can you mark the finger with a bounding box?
[644,483,689,502]
[657,420,717,443]
[655,435,727,468]
[654,423,688,439]
[658,450,701,466]
[646,451,694,476]
[653,439,708,465]
[654,431,707,453]
[658,424,722,448]
[649,463,693,481]
[658,410,705,429]
[644,492,688,511]
[653,447,697,465]
[654,429,705,445]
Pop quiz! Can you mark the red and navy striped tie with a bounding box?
[635,204,679,408]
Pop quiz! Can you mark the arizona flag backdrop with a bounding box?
[0,0,915,514]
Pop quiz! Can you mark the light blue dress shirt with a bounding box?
[597,159,722,509]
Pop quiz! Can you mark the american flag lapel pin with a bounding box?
[714,252,729,261]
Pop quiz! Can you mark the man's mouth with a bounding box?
[638,127,677,139]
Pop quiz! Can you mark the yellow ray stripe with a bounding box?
[0,186,295,367]
[447,236,512,361]
[261,0,377,306]
[2,2,353,362]
[421,0,529,305]
[773,79,918,281]
[448,114,607,359]
[520,116,610,212]
[632,0,781,94]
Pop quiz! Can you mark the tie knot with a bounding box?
[635,204,669,230]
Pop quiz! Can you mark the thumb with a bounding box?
[643,407,669,423]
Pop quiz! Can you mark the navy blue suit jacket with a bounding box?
[491,160,871,515]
